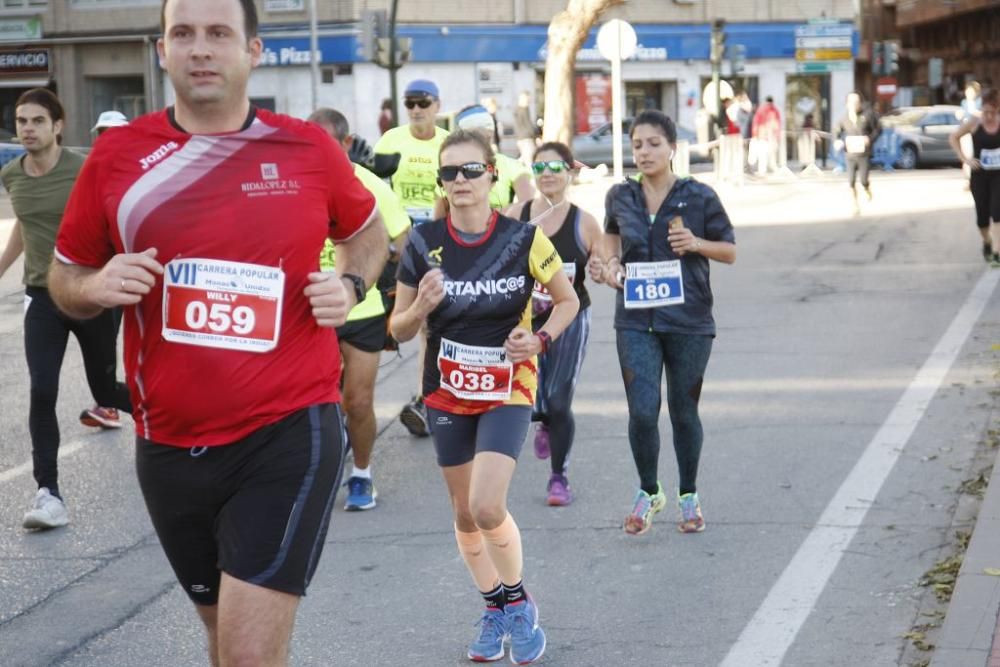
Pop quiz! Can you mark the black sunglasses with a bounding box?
[404,98,434,109]
[531,160,570,175]
[438,162,490,182]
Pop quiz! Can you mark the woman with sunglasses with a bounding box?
[507,142,602,506]
[392,130,578,664]
[594,109,735,536]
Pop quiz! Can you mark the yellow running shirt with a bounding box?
[374,124,448,224]
[320,163,411,321]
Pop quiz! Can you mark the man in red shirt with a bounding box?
[47,1,387,664]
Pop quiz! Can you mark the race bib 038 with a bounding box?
[437,337,512,401]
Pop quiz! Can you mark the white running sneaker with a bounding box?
[23,488,69,529]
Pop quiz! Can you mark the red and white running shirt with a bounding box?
[56,107,376,447]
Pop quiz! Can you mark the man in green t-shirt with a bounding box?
[309,107,411,511]
[375,79,448,437]
[0,88,131,530]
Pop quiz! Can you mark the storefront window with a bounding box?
[88,76,145,134]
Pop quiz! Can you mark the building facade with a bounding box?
[0,0,858,146]
[859,0,999,108]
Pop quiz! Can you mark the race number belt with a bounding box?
[623,260,684,310]
[845,136,867,155]
[437,337,512,401]
[981,147,1000,170]
[162,258,284,353]
[532,263,577,304]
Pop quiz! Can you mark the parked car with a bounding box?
[880,105,963,169]
[571,118,708,168]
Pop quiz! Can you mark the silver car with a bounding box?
[571,118,706,167]
[881,105,963,169]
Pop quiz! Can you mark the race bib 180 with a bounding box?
[162,258,284,353]
[623,260,684,310]
[437,338,512,401]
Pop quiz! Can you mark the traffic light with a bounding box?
[375,37,392,68]
[872,41,885,76]
[359,9,387,62]
[711,19,726,64]
[729,43,746,74]
[885,42,899,74]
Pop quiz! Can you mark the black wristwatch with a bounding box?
[342,273,366,303]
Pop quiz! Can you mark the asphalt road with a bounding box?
[0,168,996,666]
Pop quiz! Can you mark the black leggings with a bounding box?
[971,171,1000,229]
[846,155,870,190]
[25,286,131,496]
[616,329,713,496]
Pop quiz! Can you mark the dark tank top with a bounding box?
[972,123,1000,166]
[520,200,591,326]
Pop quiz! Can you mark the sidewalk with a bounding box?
[932,444,1000,667]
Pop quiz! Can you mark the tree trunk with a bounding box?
[542,0,626,145]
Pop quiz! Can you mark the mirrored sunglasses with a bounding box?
[531,160,570,175]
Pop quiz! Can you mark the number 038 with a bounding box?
[448,370,497,392]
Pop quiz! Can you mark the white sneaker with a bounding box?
[23,488,69,529]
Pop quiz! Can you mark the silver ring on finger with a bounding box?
[121,279,127,291]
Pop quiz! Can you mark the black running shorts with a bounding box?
[136,404,346,605]
[426,405,531,467]
[336,314,387,353]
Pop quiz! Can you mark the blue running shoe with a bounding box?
[506,595,546,665]
[344,476,377,511]
[467,607,508,662]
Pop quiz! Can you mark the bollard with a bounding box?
[797,129,823,177]
[719,134,744,186]
[673,140,691,178]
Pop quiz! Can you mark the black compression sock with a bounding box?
[482,584,505,610]
[504,580,526,605]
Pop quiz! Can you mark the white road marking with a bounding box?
[721,268,1000,667]
[0,438,89,485]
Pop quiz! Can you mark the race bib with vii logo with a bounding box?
[162,258,284,353]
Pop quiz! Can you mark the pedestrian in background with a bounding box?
[378,98,394,135]
[751,95,782,175]
[833,91,880,216]
[961,82,982,182]
[515,91,537,166]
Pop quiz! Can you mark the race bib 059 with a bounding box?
[162,258,284,353]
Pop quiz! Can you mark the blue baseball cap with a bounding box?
[404,79,439,99]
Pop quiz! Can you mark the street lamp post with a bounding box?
[308,0,320,110]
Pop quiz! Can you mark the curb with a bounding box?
[933,444,1000,667]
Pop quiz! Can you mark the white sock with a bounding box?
[352,465,371,479]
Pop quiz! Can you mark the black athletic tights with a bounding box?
[25,286,131,497]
